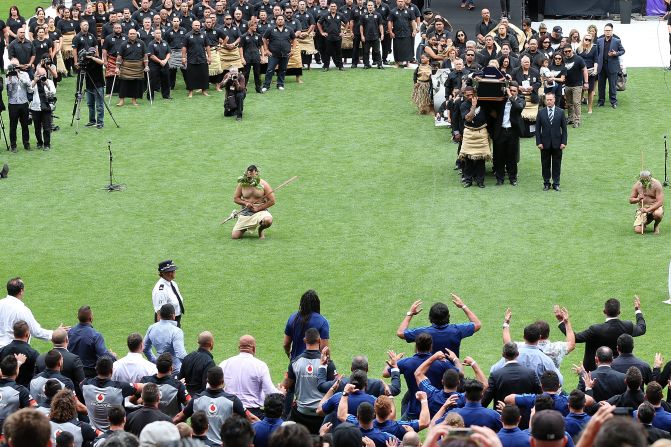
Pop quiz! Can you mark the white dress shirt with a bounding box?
[0,295,53,348]
[152,277,184,317]
[112,352,158,383]
[219,352,280,408]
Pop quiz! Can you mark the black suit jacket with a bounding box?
[482,361,541,408]
[582,365,626,402]
[493,95,526,139]
[0,340,40,387]
[611,353,652,386]
[535,106,567,149]
[606,389,644,408]
[35,347,86,394]
[645,425,671,444]
[559,315,646,371]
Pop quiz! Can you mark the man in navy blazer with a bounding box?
[535,92,567,191]
[596,23,625,108]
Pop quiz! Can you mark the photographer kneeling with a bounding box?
[29,66,56,151]
[222,68,247,121]
[5,62,32,152]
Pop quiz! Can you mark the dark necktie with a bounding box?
[170,282,185,315]
[548,107,554,124]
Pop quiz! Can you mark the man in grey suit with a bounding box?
[535,92,567,191]
[596,23,625,108]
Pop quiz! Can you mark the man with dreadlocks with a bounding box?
[231,165,275,240]
[629,170,665,235]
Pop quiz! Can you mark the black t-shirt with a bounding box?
[119,39,147,59]
[28,20,47,37]
[374,3,390,22]
[360,12,382,40]
[147,39,171,65]
[548,63,567,84]
[294,12,314,31]
[263,25,295,57]
[124,407,172,437]
[388,7,415,38]
[241,32,262,63]
[85,59,105,88]
[119,19,137,34]
[103,33,127,56]
[350,6,365,27]
[57,19,77,35]
[318,13,345,41]
[221,25,242,43]
[7,39,35,65]
[563,54,586,87]
[460,98,487,128]
[132,8,155,25]
[165,27,187,49]
[203,27,225,46]
[72,32,99,52]
[177,12,195,29]
[7,16,26,35]
[111,0,135,13]
[183,31,209,64]
[32,38,53,64]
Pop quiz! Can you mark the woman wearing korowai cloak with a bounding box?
[232,165,275,239]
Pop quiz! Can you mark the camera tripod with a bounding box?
[71,65,119,134]
[0,112,9,151]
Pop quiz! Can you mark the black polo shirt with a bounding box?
[294,12,315,31]
[234,20,249,35]
[475,19,496,38]
[284,18,301,33]
[138,28,154,45]
[229,2,254,20]
[147,39,170,66]
[360,12,382,40]
[263,25,295,57]
[178,348,216,396]
[31,38,52,65]
[72,31,99,54]
[119,39,147,60]
[318,13,345,41]
[7,39,35,65]
[221,25,242,43]
[388,7,415,38]
[374,3,390,22]
[350,5,366,27]
[166,27,187,49]
[119,19,137,34]
[102,22,116,38]
[177,13,195,29]
[241,32,262,63]
[255,1,274,17]
[81,14,97,32]
[203,26,225,46]
[103,33,127,56]
[131,8,156,25]
[183,31,210,64]
[124,407,172,437]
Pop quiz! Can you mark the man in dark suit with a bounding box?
[0,320,39,387]
[596,23,625,108]
[559,297,646,372]
[581,346,626,402]
[638,402,671,444]
[611,334,652,386]
[35,328,85,396]
[493,82,525,186]
[606,366,644,407]
[535,92,567,191]
[482,342,540,408]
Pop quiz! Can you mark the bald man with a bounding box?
[179,331,216,396]
[402,431,421,447]
[219,335,282,418]
[35,328,86,395]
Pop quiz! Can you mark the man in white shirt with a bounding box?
[152,260,185,327]
[219,335,282,418]
[112,332,158,383]
[0,278,64,349]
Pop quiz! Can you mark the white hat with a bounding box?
[139,421,180,447]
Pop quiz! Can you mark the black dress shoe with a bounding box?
[463,182,472,188]
[477,183,485,188]
[377,65,384,69]
[543,185,550,191]
[611,103,617,109]
[363,65,370,69]
[338,67,344,71]
[597,102,604,107]
[553,184,561,191]
[496,180,504,186]
[510,180,518,186]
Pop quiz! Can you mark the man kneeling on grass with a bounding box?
[629,170,664,235]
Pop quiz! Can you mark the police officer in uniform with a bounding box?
[360,0,383,69]
[147,28,172,100]
[152,260,186,326]
[317,3,345,70]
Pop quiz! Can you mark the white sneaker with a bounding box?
[278,86,285,91]
[663,299,671,305]
[261,87,268,93]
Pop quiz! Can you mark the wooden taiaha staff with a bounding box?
[221,176,298,224]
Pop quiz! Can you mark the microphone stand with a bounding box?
[664,135,669,187]
[103,141,124,191]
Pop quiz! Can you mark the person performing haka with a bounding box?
[629,170,664,235]
[231,165,275,239]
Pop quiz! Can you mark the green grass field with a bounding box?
[1,65,669,394]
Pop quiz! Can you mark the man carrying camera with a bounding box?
[82,48,106,129]
[5,62,32,152]
[29,66,56,151]
[222,68,246,121]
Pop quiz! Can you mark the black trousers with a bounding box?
[289,408,323,435]
[540,147,563,185]
[169,67,186,90]
[493,128,519,182]
[0,42,5,70]
[463,158,485,184]
[351,35,362,66]
[148,65,171,99]
[382,33,392,61]
[324,39,343,68]
[224,91,246,118]
[314,33,326,63]
[243,62,262,91]
[598,69,618,105]
[31,110,52,146]
[500,0,510,15]
[362,38,382,66]
[9,103,30,148]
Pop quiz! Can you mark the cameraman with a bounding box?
[222,68,246,121]
[5,61,33,152]
[82,47,106,128]
[29,66,56,151]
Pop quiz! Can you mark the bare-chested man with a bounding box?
[629,170,664,235]
[231,165,275,239]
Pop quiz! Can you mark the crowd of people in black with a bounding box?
[0,273,671,447]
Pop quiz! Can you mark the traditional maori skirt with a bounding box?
[185,63,209,90]
[287,45,302,71]
[209,46,223,76]
[411,80,432,110]
[119,60,145,99]
[297,32,317,54]
[105,54,118,78]
[56,51,67,74]
[460,125,492,161]
[61,32,76,59]
[521,92,539,122]
[233,210,272,232]
[341,24,353,49]
[392,36,413,63]
[634,207,663,227]
[219,46,243,70]
[168,49,183,69]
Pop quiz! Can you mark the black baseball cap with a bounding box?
[531,410,566,441]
